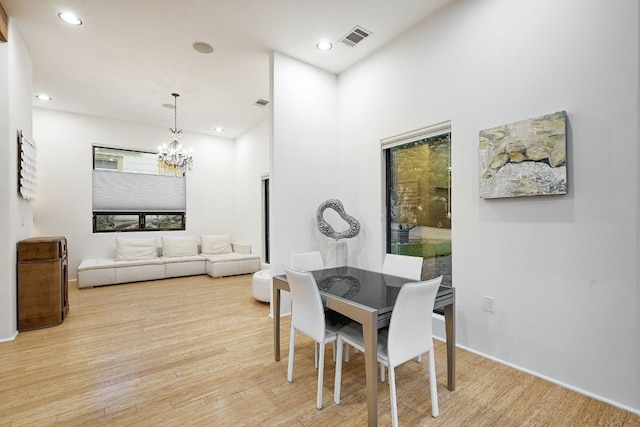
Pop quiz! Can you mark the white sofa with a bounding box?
[77,235,261,289]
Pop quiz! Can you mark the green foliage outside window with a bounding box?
[388,133,451,260]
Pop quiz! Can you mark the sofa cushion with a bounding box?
[162,236,198,258]
[161,255,205,263]
[232,242,251,254]
[78,260,116,288]
[201,234,232,255]
[77,258,116,270]
[164,256,207,278]
[202,252,256,262]
[206,255,261,278]
[115,237,158,261]
[115,263,165,284]
[114,257,164,267]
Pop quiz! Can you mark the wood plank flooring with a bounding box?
[1,274,638,426]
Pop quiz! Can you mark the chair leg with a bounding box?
[317,341,326,409]
[345,343,350,363]
[388,365,399,427]
[381,363,385,382]
[417,354,422,363]
[287,326,296,382]
[334,338,343,404]
[428,349,439,417]
[314,342,318,369]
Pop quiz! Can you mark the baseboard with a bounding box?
[439,338,640,417]
[0,330,18,343]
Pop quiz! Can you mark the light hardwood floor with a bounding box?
[1,274,638,426]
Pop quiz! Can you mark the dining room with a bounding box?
[2,0,639,424]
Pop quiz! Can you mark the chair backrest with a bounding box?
[382,254,423,281]
[289,251,324,272]
[386,276,443,366]
[283,266,326,343]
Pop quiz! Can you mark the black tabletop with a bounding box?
[306,266,454,318]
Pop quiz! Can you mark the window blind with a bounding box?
[92,170,186,212]
[381,120,451,150]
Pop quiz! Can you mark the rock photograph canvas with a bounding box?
[479,111,567,198]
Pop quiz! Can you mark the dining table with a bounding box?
[272,265,455,427]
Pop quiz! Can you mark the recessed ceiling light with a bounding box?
[58,11,82,26]
[316,40,333,51]
[36,94,52,101]
[214,127,224,133]
[193,42,214,54]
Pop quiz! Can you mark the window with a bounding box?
[262,175,270,264]
[382,122,452,285]
[93,213,185,232]
[92,146,186,232]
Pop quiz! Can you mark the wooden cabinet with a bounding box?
[17,237,69,331]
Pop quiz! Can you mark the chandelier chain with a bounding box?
[172,93,179,133]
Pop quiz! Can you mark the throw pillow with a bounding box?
[115,237,158,261]
[200,234,233,255]
[162,236,198,257]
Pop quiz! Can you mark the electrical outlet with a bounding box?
[483,296,495,313]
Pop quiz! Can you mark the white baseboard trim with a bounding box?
[0,331,18,343]
[433,338,640,416]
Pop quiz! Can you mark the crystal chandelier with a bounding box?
[158,93,193,174]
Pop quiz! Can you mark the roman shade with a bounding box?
[92,169,186,212]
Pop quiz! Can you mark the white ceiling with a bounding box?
[3,0,453,139]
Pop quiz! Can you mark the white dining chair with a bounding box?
[289,251,324,272]
[283,266,339,409]
[382,253,425,373]
[334,276,443,426]
[382,253,423,280]
[289,251,351,365]
[290,251,326,366]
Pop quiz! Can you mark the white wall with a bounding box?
[0,25,12,341]
[0,20,33,342]
[270,52,340,276]
[233,119,270,261]
[32,108,237,280]
[335,0,639,412]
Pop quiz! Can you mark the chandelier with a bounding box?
[158,93,193,174]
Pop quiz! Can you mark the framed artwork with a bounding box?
[18,131,37,201]
[479,111,567,199]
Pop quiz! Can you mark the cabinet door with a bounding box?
[18,260,63,331]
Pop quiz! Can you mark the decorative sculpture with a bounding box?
[316,199,361,240]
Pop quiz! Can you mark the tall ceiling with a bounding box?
[3,0,453,139]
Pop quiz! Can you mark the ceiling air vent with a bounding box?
[255,99,269,107]
[340,26,372,47]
